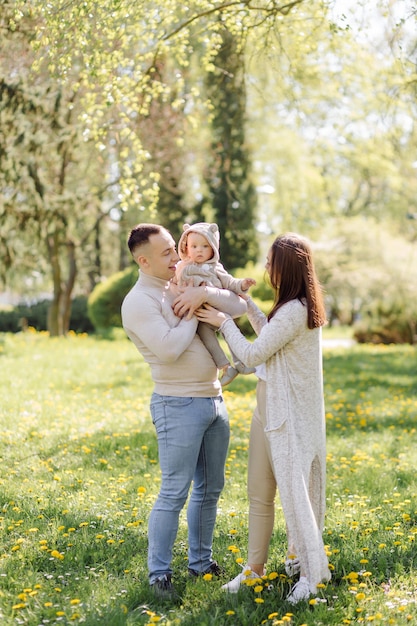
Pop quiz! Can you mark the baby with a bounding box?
[176,222,256,386]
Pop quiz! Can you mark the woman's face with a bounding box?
[266,247,280,286]
[265,248,273,277]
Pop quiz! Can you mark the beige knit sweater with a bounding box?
[121,271,246,397]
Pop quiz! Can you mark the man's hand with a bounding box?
[173,285,206,320]
[195,304,229,328]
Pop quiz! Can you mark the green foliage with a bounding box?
[234,263,274,301]
[87,266,137,331]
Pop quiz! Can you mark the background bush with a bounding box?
[87,266,137,332]
[354,298,417,345]
[0,296,94,334]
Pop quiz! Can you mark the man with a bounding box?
[121,223,246,601]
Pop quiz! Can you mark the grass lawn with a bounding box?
[0,330,416,625]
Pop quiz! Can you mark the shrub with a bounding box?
[0,297,95,334]
[0,306,21,333]
[88,266,137,331]
[70,296,95,333]
[0,301,49,332]
[353,299,417,345]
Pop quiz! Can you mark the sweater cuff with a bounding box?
[219,317,233,332]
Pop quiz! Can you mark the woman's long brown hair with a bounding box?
[267,233,326,329]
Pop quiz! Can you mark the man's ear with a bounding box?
[136,253,149,268]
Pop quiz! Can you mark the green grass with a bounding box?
[0,330,417,625]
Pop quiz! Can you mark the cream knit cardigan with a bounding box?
[220,297,331,592]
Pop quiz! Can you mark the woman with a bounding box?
[196,233,331,604]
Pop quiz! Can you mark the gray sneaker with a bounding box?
[188,560,225,578]
[151,574,180,602]
[234,361,256,375]
[220,366,239,387]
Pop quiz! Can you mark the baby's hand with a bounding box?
[241,278,256,292]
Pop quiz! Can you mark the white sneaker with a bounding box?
[286,576,311,604]
[221,565,264,593]
[285,556,301,577]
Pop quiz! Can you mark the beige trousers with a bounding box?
[247,380,277,564]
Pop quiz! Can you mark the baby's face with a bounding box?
[186,232,214,264]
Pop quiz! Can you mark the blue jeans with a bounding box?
[148,393,230,583]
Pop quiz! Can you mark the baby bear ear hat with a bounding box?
[178,222,220,263]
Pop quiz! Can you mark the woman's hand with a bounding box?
[195,304,230,328]
[173,285,206,319]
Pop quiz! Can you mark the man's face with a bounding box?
[139,230,179,280]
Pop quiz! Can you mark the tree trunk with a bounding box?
[47,232,63,336]
[61,240,77,335]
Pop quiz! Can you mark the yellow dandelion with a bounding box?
[254,585,263,593]
[50,550,64,560]
[202,573,213,581]
[70,599,81,605]
[309,598,317,605]
[268,613,279,619]
[254,597,264,603]
[226,610,235,615]
[356,592,366,601]
[268,571,279,580]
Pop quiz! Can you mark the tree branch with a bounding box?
[161,0,306,42]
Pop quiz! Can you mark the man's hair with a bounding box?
[127,224,165,257]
